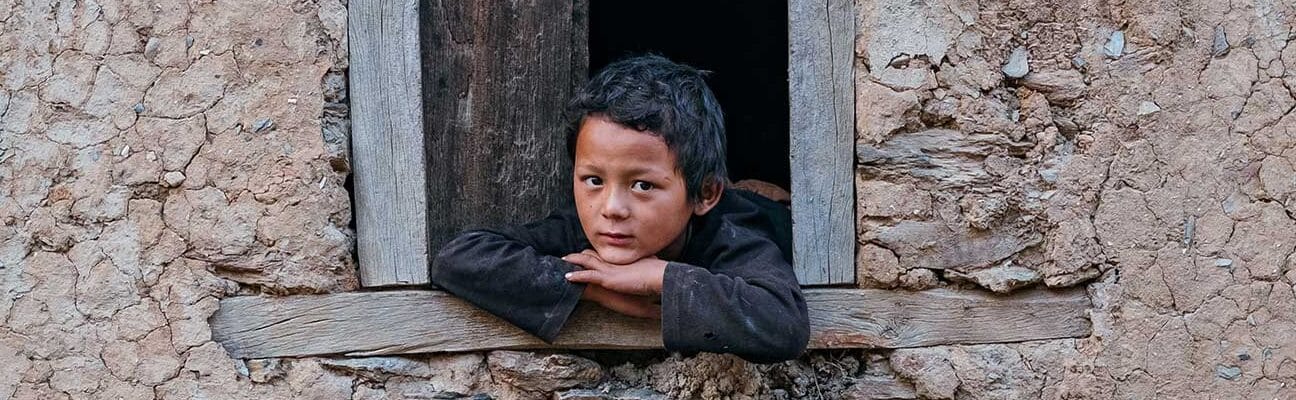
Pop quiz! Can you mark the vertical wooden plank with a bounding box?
[789,0,855,285]
[350,0,429,286]
[422,0,585,251]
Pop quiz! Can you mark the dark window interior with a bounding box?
[589,0,790,190]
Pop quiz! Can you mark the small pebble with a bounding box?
[162,171,186,187]
[1002,46,1030,78]
[1215,365,1242,380]
[1215,258,1233,267]
[1238,353,1251,361]
[143,37,160,59]
[133,103,145,113]
[889,53,912,68]
[1072,55,1087,69]
[1212,26,1230,57]
[1104,31,1125,58]
[253,118,274,133]
[146,151,157,161]
[1137,101,1161,116]
[119,145,130,157]
[185,35,194,49]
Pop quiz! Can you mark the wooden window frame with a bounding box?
[209,0,1091,358]
[351,0,856,290]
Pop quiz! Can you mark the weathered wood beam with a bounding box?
[350,0,429,287]
[788,0,856,285]
[210,288,1091,359]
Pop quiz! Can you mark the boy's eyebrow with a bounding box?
[573,163,603,174]
[573,164,671,179]
[622,166,669,178]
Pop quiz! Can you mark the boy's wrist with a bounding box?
[649,259,668,294]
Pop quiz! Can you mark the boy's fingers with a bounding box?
[565,270,603,284]
[562,253,607,270]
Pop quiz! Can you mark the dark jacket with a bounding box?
[430,188,809,363]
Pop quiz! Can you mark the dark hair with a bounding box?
[567,55,727,203]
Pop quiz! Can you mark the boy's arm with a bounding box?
[565,191,808,363]
[659,232,810,364]
[429,211,587,342]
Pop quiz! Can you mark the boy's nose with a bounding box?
[601,190,631,220]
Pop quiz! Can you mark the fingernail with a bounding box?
[565,273,572,279]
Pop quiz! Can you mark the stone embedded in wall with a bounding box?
[841,375,917,399]
[888,347,959,399]
[946,263,1042,293]
[856,129,1032,188]
[1020,69,1087,105]
[856,243,903,289]
[898,268,941,290]
[487,351,603,393]
[856,177,932,219]
[869,220,1042,272]
[556,387,669,400]
[855,79,921,143]
[856,0,970,91]
[1039,218,1105,287]
[646,353,762,399]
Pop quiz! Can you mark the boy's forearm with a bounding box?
[579,284,661,319]
[430,230,585,342]
[659,261,810,363]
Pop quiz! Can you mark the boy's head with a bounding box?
[566,55,727,264]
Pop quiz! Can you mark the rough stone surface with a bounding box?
[4,0,1295,399]
[487,351,603,393]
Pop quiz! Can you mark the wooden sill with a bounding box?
[210,287,1091,358]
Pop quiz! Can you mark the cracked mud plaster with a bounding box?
[2,0,1296,399]
[0,0,357,398]
[852,0,1296,398]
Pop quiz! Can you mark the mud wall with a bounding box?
[2,0,1294,399]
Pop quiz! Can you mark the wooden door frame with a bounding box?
[208,0,1091,358]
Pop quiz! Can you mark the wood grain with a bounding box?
[788,0,856,285]
[211,287,1091,358]
[421,0,586,253]
[350,0,429,286]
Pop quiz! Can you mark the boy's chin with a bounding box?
[590,247,648,265]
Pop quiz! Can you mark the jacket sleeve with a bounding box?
[659,214,810,363]
[429,211,588,342]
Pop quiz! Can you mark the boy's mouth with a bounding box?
[598,232,633,246]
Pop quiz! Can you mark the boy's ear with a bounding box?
[692,179,724,216]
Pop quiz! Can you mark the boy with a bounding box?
[430,55,809,363]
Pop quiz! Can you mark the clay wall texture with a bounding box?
[1,0,1293,399]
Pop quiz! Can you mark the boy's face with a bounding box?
[572,116,708,265]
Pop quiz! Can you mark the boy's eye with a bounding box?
[583,176,603,186]
[631,181,654,192]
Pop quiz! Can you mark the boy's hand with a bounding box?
[563,250,667,296]
[579,284,661,319]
